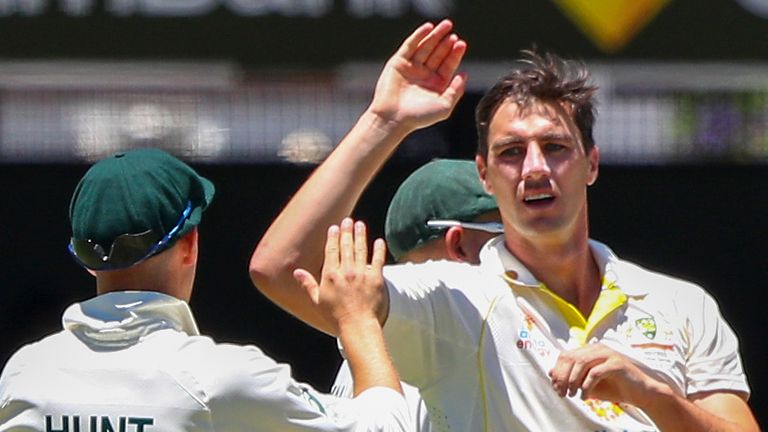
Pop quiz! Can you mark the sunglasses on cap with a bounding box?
[426,219,504,234]
[68,201,193,271]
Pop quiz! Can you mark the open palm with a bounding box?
[369,20,468,131]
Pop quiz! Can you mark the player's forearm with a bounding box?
[249,109,412,331]
[638,385,759,432]
[338,314,402,397]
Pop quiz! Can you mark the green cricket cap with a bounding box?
[385,159,498,261]
[69,148,215,265]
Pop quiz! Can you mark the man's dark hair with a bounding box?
[475,49,598,157]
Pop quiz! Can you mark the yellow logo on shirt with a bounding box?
[635,317,657,340]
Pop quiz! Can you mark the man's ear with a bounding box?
[177,228,199,266]
[444,227,468,263]
[587,145,600,186]
[475,154,492,194]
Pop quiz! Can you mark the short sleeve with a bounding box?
[319,387,411,432]
[330,360,433,431]
[683,290,750,397]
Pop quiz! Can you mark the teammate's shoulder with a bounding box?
[176,337,299,403]
[178,334,271,363]
[5,330,71,360]
[0,330,72,381]
[177,335,287,378]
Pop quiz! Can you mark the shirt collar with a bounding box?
[479,235,649,297]
[63,291,199,349]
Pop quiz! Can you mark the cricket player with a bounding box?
[249,20,760,431]
[0,148,410,431]
[331,159,502,431]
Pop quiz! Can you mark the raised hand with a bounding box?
[293,218,387,335]
[369,19,468,132]
[248,21,465,338]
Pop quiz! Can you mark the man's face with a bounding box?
[476,99,598,242]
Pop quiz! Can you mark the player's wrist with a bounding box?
[337,311,381,328]
[632,377,677,413]
[337,314,383,343]
[362,106,419,139]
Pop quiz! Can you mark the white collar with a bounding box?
[479,235,649,297]
[63,291,199,349]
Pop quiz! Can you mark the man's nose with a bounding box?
[521,143,551,179]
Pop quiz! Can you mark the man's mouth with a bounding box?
[523,193,555,203]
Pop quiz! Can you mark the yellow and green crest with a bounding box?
[635,317,657,340]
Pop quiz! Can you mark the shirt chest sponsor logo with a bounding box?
[515,314,552,357]
[46,415,154,432]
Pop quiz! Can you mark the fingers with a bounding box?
[375,18,466,122]
[340,218,354,272]
[437,40,467,82]
[565,363,587,398]
[395,22,436,59]
[398,19,464,81]
[311,219,381,334]
[326,218,382,273]
[566,356,602,398]
[323,224,341,270]
[423,30,458,70]
[293,268,320,305]
[549,355,575,398]
[354,221,368,269]
[550,347,604,398]
[580,362,612,398]
[549,344,647,405]
[339,218,375,274]
[370,238,387,272]
[411,19,454,64]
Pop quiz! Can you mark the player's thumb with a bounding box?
[293,268,320,305]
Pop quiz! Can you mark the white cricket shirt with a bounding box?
[0,291,410,432]
[331,361,432,432]
[382,236,749,432]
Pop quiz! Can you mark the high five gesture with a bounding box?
[250,21,468,333]
[369,20,467,130]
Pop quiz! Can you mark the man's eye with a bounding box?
[544,143,566,152]
[500,147,524,157]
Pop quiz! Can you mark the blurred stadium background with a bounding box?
[1,0,766,426]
